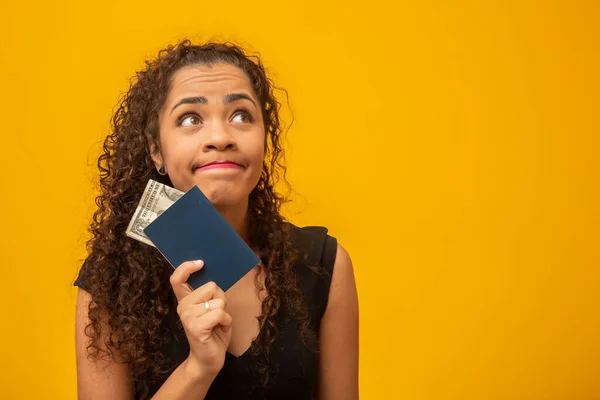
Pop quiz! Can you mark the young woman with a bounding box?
[74,39,359,399]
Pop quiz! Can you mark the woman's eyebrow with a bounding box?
[223,93,257,108]
[170,93,257,115]
[170,96,207,114]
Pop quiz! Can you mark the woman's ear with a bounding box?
[150,142,164,170]
[150,143,168,175]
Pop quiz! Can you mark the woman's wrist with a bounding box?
[182,357,219,384]
[151,357,218,399]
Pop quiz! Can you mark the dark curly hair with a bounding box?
[81,39,316,398]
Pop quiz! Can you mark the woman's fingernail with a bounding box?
[193,260,203,265]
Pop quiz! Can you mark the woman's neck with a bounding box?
[216,199,250,243]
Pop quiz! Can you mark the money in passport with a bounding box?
[125,179,184,247]
[127,180,260,291]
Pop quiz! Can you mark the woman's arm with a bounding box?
[75,288,134,400]
[317,243,359,399]
[76,288,219,400]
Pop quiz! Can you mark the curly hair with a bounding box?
[81,39,316,398]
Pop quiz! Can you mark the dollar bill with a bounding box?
[125,179,184,247]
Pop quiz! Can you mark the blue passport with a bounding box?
[143,185,260,292]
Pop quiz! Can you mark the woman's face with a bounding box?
[154,63,266,208]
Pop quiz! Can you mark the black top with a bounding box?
[74,224,337,399]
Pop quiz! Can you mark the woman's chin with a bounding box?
[203,186,247,209]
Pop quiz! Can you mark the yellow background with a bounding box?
[1,0,598,398]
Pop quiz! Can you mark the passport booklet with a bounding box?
[144,185,260,292]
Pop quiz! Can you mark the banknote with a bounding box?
[125,179,184,247]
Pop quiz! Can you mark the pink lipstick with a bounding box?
[196,161,243,171]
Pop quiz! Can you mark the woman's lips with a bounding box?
[196,161,243,171]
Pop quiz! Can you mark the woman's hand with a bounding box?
[170,260,232,380]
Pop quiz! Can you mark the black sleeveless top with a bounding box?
[74,224,337,399]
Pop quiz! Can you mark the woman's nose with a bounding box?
[202,121,237,151]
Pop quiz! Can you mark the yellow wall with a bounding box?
[1,0,598,398]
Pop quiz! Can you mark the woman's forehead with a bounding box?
[169,63,253,96]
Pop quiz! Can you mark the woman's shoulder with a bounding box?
[286,223,337,272]
[284,223,339,326]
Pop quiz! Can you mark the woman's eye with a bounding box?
[179,114,201,127]
[231,110,253,124]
